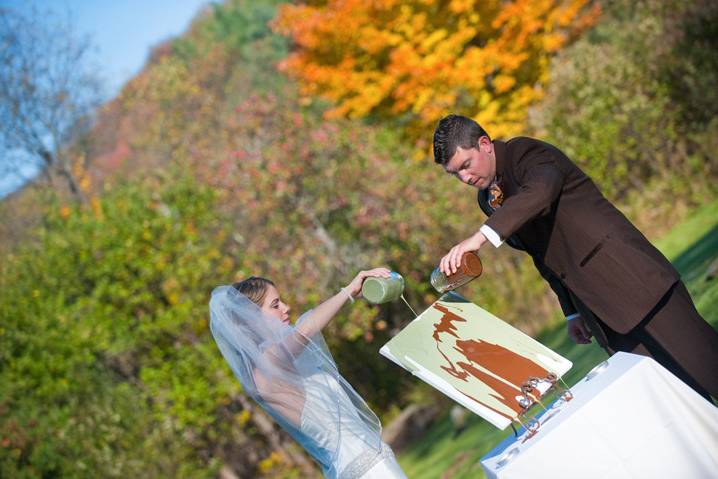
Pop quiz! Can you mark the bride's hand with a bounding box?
[343,267,391,298]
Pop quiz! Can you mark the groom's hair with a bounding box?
[233,276,275,306]
[433,115,490,166]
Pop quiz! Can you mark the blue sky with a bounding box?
[0,0,213,197]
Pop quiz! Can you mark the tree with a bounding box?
[0,7,102,199]
[529,0,718,218]
[272,0,600,141]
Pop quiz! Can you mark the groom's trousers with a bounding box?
[585,281,718,402]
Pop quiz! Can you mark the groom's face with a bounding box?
[444,136,496,190]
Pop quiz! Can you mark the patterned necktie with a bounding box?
[488,176,504,210]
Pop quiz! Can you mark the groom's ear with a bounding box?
[477,135,491,151]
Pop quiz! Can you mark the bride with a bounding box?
[209,269,407,479]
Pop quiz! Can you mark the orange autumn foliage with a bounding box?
[273,0,600,139]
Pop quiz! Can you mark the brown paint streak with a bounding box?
[457,361,525,416]
[431,303,552,419]
[432,304,466,342]
[453,339,549,388]
[437,344,469,381]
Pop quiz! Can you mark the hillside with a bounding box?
[2,0,716,477]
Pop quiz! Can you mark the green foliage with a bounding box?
[206,0,285,54]
[660,1,718,127]
[172,0,289,93]
[0,174,234,477]
[530,0,718,219]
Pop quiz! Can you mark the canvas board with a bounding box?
[380,292,572,429]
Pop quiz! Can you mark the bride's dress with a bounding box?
[301,371,407,479]
[209,287,407,479]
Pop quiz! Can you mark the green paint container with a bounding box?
[362,272,405,304]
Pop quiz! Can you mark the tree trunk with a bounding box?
[55,165,86,203]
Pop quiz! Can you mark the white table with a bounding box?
[480,352,718,479]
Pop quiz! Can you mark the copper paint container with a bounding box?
[430,252,483,293]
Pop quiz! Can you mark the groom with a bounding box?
[433,114,718,401]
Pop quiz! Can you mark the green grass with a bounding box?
[656,198,718,328]
[396,199,718,479]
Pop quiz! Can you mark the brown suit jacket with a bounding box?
[478,137,679,334]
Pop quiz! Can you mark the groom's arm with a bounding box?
[484,142,566,241]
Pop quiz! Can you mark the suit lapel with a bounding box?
[478,140,527,251]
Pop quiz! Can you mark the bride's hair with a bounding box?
[232,276,275,306]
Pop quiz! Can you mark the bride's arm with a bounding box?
[265,268,390,358]
[295,267,391,339]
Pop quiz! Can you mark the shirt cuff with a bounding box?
[566,313,581,321]
[480,224,503,248]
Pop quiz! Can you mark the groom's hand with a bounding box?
[440,231,487,275]
[567,315,592,344]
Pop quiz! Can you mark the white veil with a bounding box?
[209,285,383,478]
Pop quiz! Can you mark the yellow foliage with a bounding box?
[117,46,229,159]
[257,451,283,475]
[235,409,251,427]
[273,0,599,139]
[90,197,103,219]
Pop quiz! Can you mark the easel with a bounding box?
[510,372,574,438]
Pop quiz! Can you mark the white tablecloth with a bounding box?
[480,352,718,479]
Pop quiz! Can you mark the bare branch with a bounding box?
[0,6,103,199]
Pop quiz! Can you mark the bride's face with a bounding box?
[260,284,291,324]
